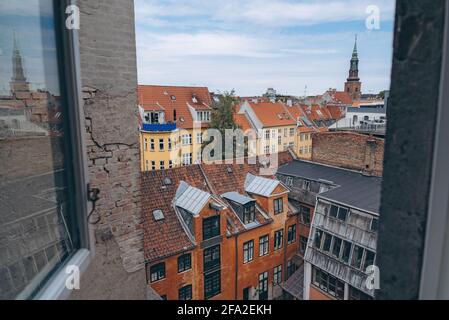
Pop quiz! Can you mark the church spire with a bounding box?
[10,30,30,94]
[352,34,358,58]
[344,35,362,101]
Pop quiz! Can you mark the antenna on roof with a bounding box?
[303,85,308,98]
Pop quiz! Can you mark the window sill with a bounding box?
[34,249,91,300]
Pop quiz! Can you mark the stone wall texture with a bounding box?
[312,131,384,177]
[70,0,146,299]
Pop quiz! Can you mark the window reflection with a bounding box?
[0,0,77,299]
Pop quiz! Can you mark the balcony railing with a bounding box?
[141,122,176,132]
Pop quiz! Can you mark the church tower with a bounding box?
[344,35,362,101]
[10,31,30,94]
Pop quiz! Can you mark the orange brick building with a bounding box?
[141,153,302,300]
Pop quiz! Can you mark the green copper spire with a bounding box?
[352,34,358,58]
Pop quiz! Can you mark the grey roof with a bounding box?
[347,107,386,114]
[277,160,382,214]
[281,263,304,300]
[174,181,210,216]
[222,191,255,205]
[245,173,280,197]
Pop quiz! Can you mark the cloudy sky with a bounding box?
[135,0,396,96]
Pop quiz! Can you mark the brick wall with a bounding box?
[70,0,146,299]
[312,132,384,177]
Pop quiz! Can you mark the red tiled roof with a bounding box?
[243,102,297,128]
[142,152,295,262]
[142,166,209,262]
[138,85,212,129]
[234,113,253,131]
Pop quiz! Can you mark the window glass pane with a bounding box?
[0,0,80,299]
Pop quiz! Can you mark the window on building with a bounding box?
[312,267,344,300]
[278,135,282,145]
[197,111,211,122]
[178,253,192,273]
[182,153,192,166]
[300,133,305,141]
[285,177,293,187]
[258,271,268,300]
[370,217,379,232]
[145,160,149,171]
[341,240,352,264]
[144,138,148,151]
[274,229,283,250]
[243,203,256,224]
[149,262,165,283]
[259,235,269,256]
[265,130,270,140]
[151,161,156,171]
[300,236,308,255]
[271,145,276,154]
[271,129,276,138]
[332,237,343,258]
[314,230,323,249]
[264,146,270,154]
[287,259,297,278]
[159,138,164,151]
[168,138,172,151]
[169,160,173,169]
[243,287,250,300]
[284,128,288,137]
[351,245,364,269]
[329,204,349,222]
[289,128,295,137]
[182,134,192,145]
[196,132,203,144]
[160,161,165,170]
[363,250,376,271]
[204,270,221,299]
[203,245,220,272]
[303,180,311,191]
[287,224,297,244]
[289,142,295,149]
[273,265,282,285]
[274,198,283,214]
[322,233,332,252]
[150,139,155,151]
[300,206,311,225]
[243,240,254,263]
[203,216,220,240]
[179,284,192,300]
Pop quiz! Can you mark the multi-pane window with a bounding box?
[312,267,344,300]
[264,146,270,154]
[243,203,256,224]
[278,135,282,145]
[300,133,305,141]
[182,153,192,166]
[287,259,297,277]
[322,233,332,252]
[259,235,269,256]
[363,250,376,271]
[341,240,352,263]
[265,130,270,140]
[169,160,173,169]
[178,253,192,273]
[204,270,221,299]
[150,139,155,151]
[314,230,323,248]
[182,134,192,145]
[197,132,203,144]
[203,216,220,240]
[144,138,148,151]
[287,224,297,244]
[203,245,220,272]
[302,180,311,191]
[273,198,283,214]
[151,161,156,171]
[243,240,254,263]
[274,229,283,250]
[179,285,192,300]
[258,271,268,300]
[168,138,172,151]
[197,111,210,122]
[159,138,164,151]
[329,204,349,222]
[160,161,165,170]
[370,217,379,232]
[289,128,295,137]
[285,177,293,187]
[271,145,276,154]
[273,265,282,285]
[332,237,342,258]
[351,245,364,269]
[300,236,308,254]
[149,262,165,283]
[145,160,149,171]
[349,286,373,300]
[299,206,311,225]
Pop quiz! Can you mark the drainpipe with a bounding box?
[235,233,239,300]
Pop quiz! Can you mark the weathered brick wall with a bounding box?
[312,132,384,177]
[70,0,146,299]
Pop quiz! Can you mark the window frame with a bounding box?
[34,0,91,300]
[178,253,192,273]
[243,240,254,264]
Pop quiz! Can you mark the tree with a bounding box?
[203,90,242,160]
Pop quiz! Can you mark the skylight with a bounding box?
[152,209,165,221]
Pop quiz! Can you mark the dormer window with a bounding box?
[197,111,210,122]
[192,95,198,103]
[243,203,256,224]
[144,111,164,124]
